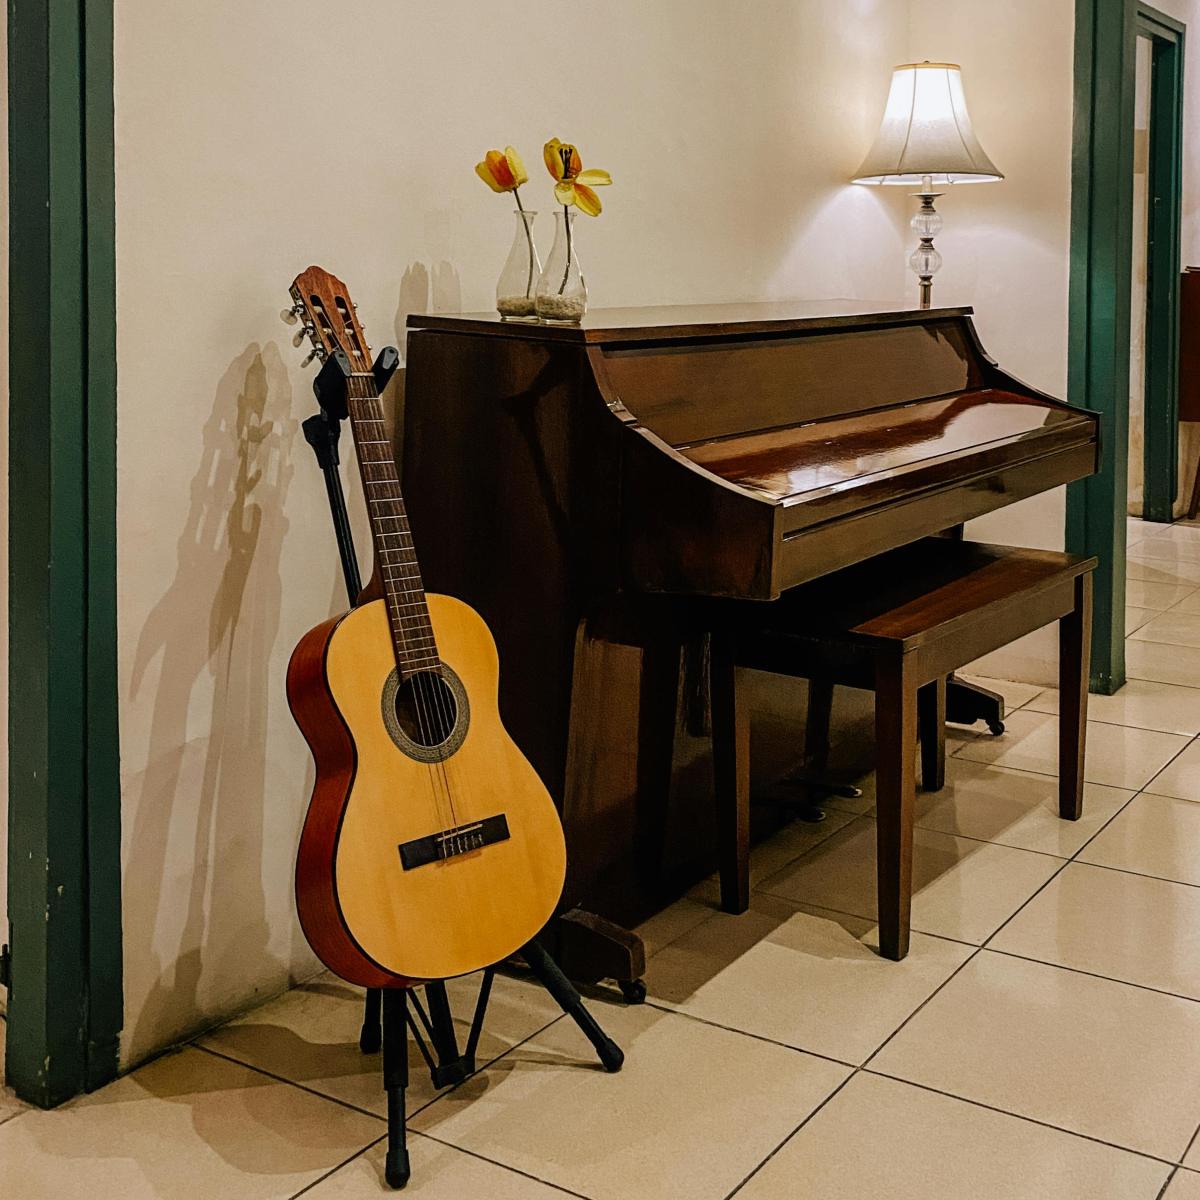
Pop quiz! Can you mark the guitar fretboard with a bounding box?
[345,373,438,676]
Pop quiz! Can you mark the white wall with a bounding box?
[113,0,909,1065]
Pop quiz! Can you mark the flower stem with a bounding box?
[558,205,572,295]
[514,188,534,297]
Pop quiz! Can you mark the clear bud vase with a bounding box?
[535,209,588,324]
[496,208,541,321]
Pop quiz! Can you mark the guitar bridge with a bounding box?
[398,813,510,870]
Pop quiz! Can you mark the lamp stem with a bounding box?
[910,175,944,311]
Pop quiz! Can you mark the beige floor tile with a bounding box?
[1127,578,1199,610]
[1147,742,1200,804]
[0,1018,27,1127]
[199,971,561,1117]
[411,1003,848,1200]
[954,674,1045,713]
[1129,538,1200,565]
[635,897,714,959]
[1080,792,1200,885]
[1126,639,1200,686]
[644,893,972,1063]
[687,808,858,905]
[1142,522,1200,544]
[1173,590,1200,613]
[737,1071,1169,1200]
[1165,1170,1200,1200]
[1127,606,1158,634]
[1188,1138,1200,1170]
[915,759,1133,857]
[871,952,1200,1160]
[1127,555,1200,586]
[304,1134,566,1198]
[1132,610,1200,649]
[991,862,1200,999]
[952,707,1189,790]
[758,817,1061,944]
[1026,678,1200,736]
[0,1047,382,1200]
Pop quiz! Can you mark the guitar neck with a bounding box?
[344,372,438,676]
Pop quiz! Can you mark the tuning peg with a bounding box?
[292,323,315,348]
[280,304,304,325]
[300,344,327,367]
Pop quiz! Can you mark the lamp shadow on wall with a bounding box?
[124,342,297,1064]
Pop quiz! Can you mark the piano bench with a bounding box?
[708,538,1097,961]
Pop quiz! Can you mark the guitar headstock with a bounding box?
[284,265,374,370]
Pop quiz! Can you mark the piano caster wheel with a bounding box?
[987,720,1006,737]
[619,978,647,1005]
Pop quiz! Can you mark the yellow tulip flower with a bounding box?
[543,138,612,217]
[475,146,529,193]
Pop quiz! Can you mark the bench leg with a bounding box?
[917,676,947,793]
[875,655,917,961]
[710,634,750,914]
[1059,573,1092,821]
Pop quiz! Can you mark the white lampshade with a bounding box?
[853,62,1003,186]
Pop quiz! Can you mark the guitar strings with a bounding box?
[351,376,464,844]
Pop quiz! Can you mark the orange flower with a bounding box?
[475,146,529,193]
[543,138,612,217]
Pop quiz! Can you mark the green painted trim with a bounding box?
[1138,8,1184,522]
[1068,0,1136,694]
[6,0,121,1105]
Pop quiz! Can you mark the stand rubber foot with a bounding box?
[597,1037,625,1073]
[618,979,647,1005]
[385,1145,411,1190]
[988,721,1006,737]
[359,1024,382,1054]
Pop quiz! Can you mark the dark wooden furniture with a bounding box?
[401,303,1100,980]
[709,538,1096,959]
[1180,269,1200,518]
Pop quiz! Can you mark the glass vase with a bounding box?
[535,209,588,323]
[496,208,540,321]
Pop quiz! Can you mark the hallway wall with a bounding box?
[112,0,909,1065]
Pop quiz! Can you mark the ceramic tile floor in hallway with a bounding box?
[9,517,1200,1196]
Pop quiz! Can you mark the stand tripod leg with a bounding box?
[360,987,382,1054]
[382,989,411,1190]
[521,938,624,1073]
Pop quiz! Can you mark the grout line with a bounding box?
[1068,854,1200,894]
[636,999,856,1072]
[980,946,1200,1009]
[859,946,984,1069]
[408,1131,593,1198]
[862,1067,1184,1169]
[286,1135,387,1200]
[1156,1168,1179,1200]
[192,1044,387,1124]
[723,1068,860,1199]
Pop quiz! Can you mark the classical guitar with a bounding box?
[286,266,566,987]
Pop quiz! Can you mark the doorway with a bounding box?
[1128,9,1184,523]
[1068,0,1185,692]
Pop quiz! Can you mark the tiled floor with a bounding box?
[7,517,1200,1196]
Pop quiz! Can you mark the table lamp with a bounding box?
[853,62,1003,308]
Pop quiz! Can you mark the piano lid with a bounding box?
[407,300,973,344]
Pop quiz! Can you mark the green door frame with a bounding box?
[1068,0,1185,692]
[6,0,121,1105]
[1138,9,1185,522]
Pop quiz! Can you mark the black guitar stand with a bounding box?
[302,348,624,1190]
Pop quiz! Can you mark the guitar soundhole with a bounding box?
[393,670,459,748]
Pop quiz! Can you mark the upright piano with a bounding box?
[401,303,1099,975]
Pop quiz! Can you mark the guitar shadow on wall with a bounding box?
[124,342,297,1063]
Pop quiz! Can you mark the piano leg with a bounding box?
[945,675,1006,735]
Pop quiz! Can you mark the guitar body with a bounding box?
[289,593,567,986]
